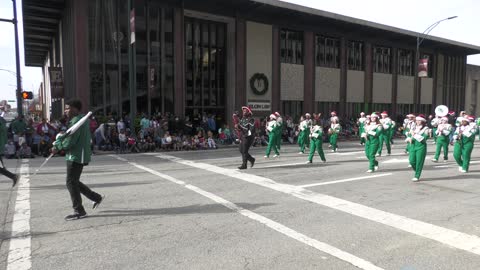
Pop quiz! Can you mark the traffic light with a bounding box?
[21,91,33,100]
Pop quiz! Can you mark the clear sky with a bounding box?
[0,0,479,105]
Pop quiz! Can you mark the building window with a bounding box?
[420,54,434,78]
[373,46,391,74]
[398,49,414,76]
[348,41,364,71]
[315,35,340,68]
[280,29,304,64]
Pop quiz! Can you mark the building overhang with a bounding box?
[22,0,64,67]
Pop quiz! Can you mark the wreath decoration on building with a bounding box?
[249,73,269,96]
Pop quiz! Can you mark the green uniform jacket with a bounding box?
[454,125,477,144]
[0,117,7,154]
[54,114,92,164]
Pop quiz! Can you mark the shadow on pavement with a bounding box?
[28,181,153,190]
[91,203,274,218]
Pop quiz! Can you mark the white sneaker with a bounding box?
[411,177,419,182]
[305,160,312,164]
[431,159,438,163]
[273,154,279,158]
[408,164,412,168]
[366,170,373,173]
[458,166,462,172]
[374,166,379,171]
[328,145,332,148]
[461,169,467,173]
[331,150,335,153]
[376,153,381,157]
[443,160,448,163]
[264,155,269,158]
[298,152,304,154]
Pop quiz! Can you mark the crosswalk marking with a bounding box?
[298,173,392,188]
[112,155,384,270]
[155,153,480,256]
[7,160,32,270]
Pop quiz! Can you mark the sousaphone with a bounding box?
[434,105,449,117]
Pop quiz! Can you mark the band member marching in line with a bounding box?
[306,122,326,164]
[406,114,429,182]
[264,114,280,158]
[357,112,367,146]
[328,111,338,148]
[298,113,312,154]
[237,106,256,170]
[274,112,283,152]
[329,116,341,152]
[377,111,393,156]
[430,114,440,144]
[362,113,382,173]
[403,113,416,154]
[453,116,477,173]
[431,116,452,163]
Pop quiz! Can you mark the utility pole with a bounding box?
[0,0,23,116]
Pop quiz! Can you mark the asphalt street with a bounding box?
[1,139,480,270]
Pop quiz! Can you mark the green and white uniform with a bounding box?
[453,123,477,172]
[403,118,416,153]
[432,121,452,161]
[363,122,382,171]
[430,117,440,144]
[408,125,429,179]
[378,117,393,156]
[357,116,367,145]
[265,119,280,157]
[328,123,341,152]
[298,119,312,153]
[308,125,326,162]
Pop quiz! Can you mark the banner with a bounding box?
[48,67,64,98]
[418,58,428,77]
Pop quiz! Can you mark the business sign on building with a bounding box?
[418,58,429,77]
[248,101,271,111]
[48,67,64,98]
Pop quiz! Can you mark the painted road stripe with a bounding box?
[7,160,31,270]
[299,173,392,188]
[333,151,365,156]
[111,155,383,270]
[155,153,480,256]
[255,162,311,169]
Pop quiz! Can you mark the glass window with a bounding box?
[373,46,391,74]
[280,29,303,64]
[315,35,340,68]
[348,41,364,71]
[397,49,414,76]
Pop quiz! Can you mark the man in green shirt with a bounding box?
[0,109,18,187]
[53,100,104,221]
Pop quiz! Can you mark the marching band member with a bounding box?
[264,114,280,158]
[274,112,283,151]
[298,113,312,154]
[357,112,367,146]
[431,116,452,163]
[329,116,341,152]
[403,113,416,154]
[406,114,429,182]
[430,115,440,144]
[238,106,256,170]
[377,111,393,156]
[453,116,477,173]
[363,113,382,173]
[306,122,326,164]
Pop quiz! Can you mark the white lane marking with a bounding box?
[256,162,310,169]
[383,158,409,164]
[155,154,480,256]
[111,156,383,270]
[7,160,31,270]
[299,174,393,188]
[434,165,450,168]
[333,151,365,156]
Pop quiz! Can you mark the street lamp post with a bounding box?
[0,0,23,116]
[414,16,458,113]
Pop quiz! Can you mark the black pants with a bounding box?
[0,156,16,182]
[239,136,254,166]
[66,161,101,214]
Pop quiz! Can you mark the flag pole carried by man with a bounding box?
[52,99,104,221]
